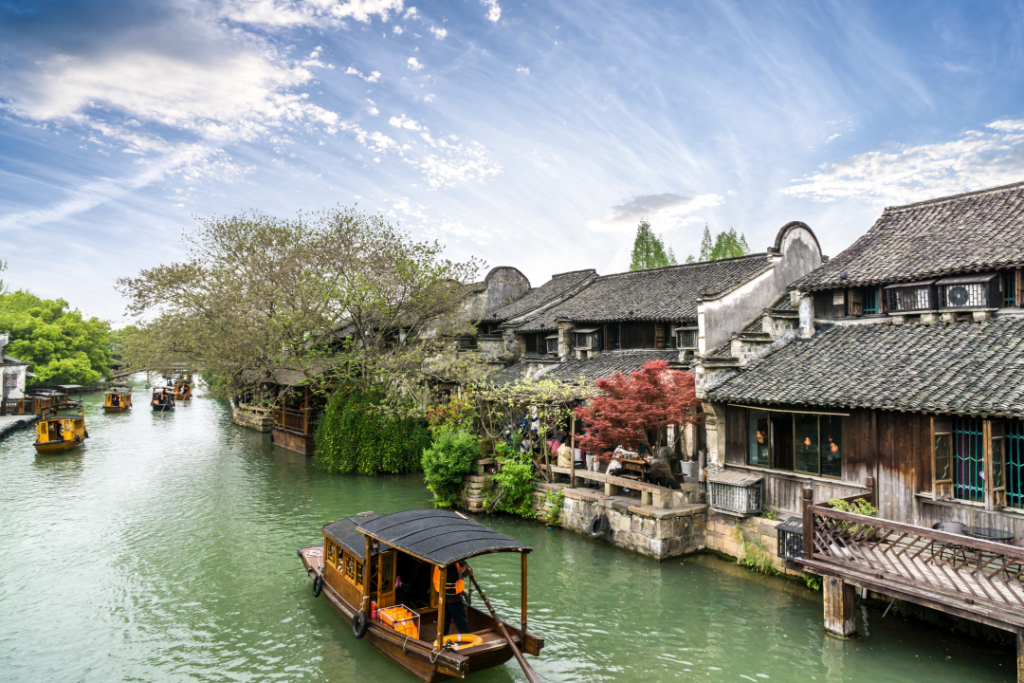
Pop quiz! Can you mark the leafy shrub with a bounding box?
[314,387,430,475]
[422,427,481,508]
[761,508,778,520]
[488,437,537,519]
[828,497,878,535]
[426,395,478,432]
[542,489,565,526]
[804,573,822,591]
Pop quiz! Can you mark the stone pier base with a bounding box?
[232,406,272,432]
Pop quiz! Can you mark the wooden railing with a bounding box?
[800,490,1024,629]
[2,397,44,415]
[273,407,311,435]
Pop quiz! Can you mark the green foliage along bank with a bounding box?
[314,387,430,475]
[0,291,111,384]
[422,427,480,508]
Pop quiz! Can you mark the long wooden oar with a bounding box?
[467,574,542,683]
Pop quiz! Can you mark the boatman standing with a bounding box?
[434,562,473,634]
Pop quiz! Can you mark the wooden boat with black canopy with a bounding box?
[298,510,544,682]
[33,406,89,454]
[151,387,175,412]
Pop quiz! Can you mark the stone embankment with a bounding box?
[0,414,40,441]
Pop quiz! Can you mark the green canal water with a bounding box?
[0,381,1016,682]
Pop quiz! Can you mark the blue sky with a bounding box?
[3,0,1024,323]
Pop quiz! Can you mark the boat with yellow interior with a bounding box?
[33,407,89,454]
[298,509,543,682]
[103,384,133,412]
[151,387,175,412]
[173,377,192,401]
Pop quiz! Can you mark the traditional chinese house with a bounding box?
[701,182,1024,666]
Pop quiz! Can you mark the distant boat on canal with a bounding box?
[103,385,133,413]
[33,406,88,454]
[172,377,192,401]
[298,509,544,683]
[151,387,175,412]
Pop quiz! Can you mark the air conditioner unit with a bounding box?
[936,273,998,310]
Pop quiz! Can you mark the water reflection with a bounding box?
[0,378,1016,683]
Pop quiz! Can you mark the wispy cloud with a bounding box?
[516,66,530,75]
[407,134,501,188]
[389,114,422,130]
[587,193,724,233]
[782,120,1024,205]
[407,57,424,71]
[429,26,447,40]
[219,0,404,27]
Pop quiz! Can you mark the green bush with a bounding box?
[314,387,430,475]
[739,542,778,576]
[488,439,537,520]
[422,427,480,508]
[542,489,564,526]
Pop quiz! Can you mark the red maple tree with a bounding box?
[574,360,699,461]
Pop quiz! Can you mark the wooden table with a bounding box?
[619,458,650,482]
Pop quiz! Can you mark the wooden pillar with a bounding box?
[521,552,528,637]
[362,535,372,612]
[570,413,577,489]
[801,488,814,558]
[823,576,857,638]
[1016,629,1024,683]
[436,564,447,650]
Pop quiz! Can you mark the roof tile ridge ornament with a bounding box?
[883,179,1024,213]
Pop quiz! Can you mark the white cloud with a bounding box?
[407,57,424,71]
[301,47,333,69]
[429,26,447,40]
[219,0,405,27]
[423,93,435,102]
[586,193,724,233]
[782,119,1024,205]
[393,25,404,34]
[406,135,501,188]
[345,66,382,82]
[481,0,501,22]
[389,114,422,130]
[516,66,529,75]
[403,6,418,18]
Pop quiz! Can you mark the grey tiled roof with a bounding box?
[793,181,1024,292]
[487,350,683,386]
[517,256,772,332]
[485,269,596,322]
[707,315,1024,418]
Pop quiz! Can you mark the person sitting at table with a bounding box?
[573,446,585,469]
[606,454,624,478]
[557,442,572,468]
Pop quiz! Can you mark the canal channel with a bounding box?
[0,379,1017,683]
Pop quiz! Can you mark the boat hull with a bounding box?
[151,404,174,412]
[34,438,85,455]
[298,547,541,682]
[103,406,131,413]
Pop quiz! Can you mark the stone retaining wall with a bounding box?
[562,488,706,559]
[232,407,272,432]
[705,511,802,576]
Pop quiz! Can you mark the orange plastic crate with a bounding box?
[378,605,419,639]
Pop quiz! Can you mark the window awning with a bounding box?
[884,279,935,289]
[574,328,598,334]
[935,272,998,285]
[544,334,558,340]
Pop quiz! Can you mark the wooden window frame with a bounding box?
[932,416,953,499]
[986,420,1006,511]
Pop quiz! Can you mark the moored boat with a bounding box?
[33,407,89,454]
[298,509,543,682]
[103,384,133,412]
[151,387,175,412]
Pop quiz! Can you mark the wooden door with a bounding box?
[378,551,397,608]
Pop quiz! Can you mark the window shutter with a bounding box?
[986,420,1006,510]
[932,416,953,499]
[849,289,863,316]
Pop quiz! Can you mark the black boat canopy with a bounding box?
[322,513,392,558]
[356,509,530,566]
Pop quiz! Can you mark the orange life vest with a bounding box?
[432,563,465,596]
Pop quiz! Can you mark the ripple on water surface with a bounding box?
[0,378,1016,682]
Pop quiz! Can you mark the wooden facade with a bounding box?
[718,402,1024,537]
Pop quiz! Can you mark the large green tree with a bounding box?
[0,291,112,384]
[629,219,676,270]
[686,225,751,263]
[116,206,485,400]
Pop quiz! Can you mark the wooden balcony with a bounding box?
[799,482,1024,679]
[273,407,312,436]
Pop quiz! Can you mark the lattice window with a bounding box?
[1007,420,1024,509]
[953,417,985,503]
[675,328,697,349]
[861,288,878,315]
[886,283,934,312]
[545,335,558,354]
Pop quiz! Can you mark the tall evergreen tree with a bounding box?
[685,225,751,263]
[698,224,714,261]
[629,219,676,270]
